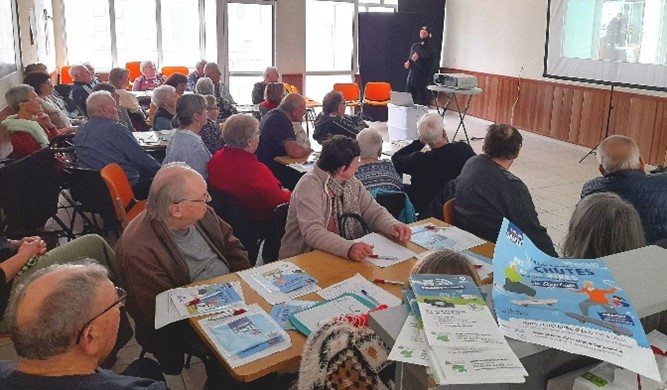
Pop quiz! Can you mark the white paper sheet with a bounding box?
[291,294,372,333]
[317,273,402,307]
[411,224,487,252]
[356,233,416,268]
[237,261,321,305]
[388,314,430,366]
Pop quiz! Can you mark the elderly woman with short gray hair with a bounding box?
[152,85,177,131]
[195,77,237,122]
[354,128,403,192]
[208,114,291,262]
[199,94,225,154]
[162,94,211,178]
[132,60,166,91]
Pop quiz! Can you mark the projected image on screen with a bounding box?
[546,0,667,90]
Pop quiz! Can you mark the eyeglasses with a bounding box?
[174,191,212,204]
[76,286,127,344]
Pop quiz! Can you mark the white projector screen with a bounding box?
[545,0,667,91]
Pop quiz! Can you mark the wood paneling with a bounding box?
[439,69,667,165]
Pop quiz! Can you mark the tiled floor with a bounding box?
[0,111,655,389]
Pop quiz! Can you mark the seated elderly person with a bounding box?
[92,83,135,131]
[24,63,76,117]
[196,76,237,121]
[132,60,167,91]
[69,64,94,115]
[165,73,188,96]
[280,136,412,261]
[563,192,646,259]
[199,95,226,154]
[0,262,167,389]
[203,62,236,104]
[354,128,402,192]
[1,85,62,158]
[186,59,207,91]
[162,94,212,178]
[152,85,177,131]
[313,90,368,145]
[259,82,285,118]
[116,162,250,375]
[108,67,141,113]
[581,135,667,244]
[22,72,75,130]
[75,91,160,199]
[252,66,281,104]
[392,112,475,214]
[208,114,291,262]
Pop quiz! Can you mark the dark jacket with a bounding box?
[453,155,557,257]
[313,113,367,144]
[392,140,475,214]
[581,169,667,244]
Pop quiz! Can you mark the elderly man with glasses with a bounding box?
[313,90,368,145]
[115,162,250,377]
[0,262,168,389]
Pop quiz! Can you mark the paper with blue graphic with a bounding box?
[493,218,660,381]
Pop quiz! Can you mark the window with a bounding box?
[63,0,112,68]
[306,1,354,72]
[161,0,200,66]
[114,0,157,67]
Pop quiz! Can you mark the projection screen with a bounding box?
[545,0,667,91]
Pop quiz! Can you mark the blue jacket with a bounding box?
[581,170,667,244]
[370,188,417,224]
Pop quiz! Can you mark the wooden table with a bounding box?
[274,141,416,166]
[188,218,494,382]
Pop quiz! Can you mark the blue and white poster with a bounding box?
[493,218,660,381]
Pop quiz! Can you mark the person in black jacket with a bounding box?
[313,91,368,145]
[581,135,667,244]
[404,26,435,106]
[453,124,557,257]
[392,113,474,215]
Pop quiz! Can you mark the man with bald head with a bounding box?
[0,262,167,389]
[582,135,667,243]
[256,93,312,189]
[115,162,250,375]
[75,91,160,199]
[203,62,236,104]
[69,64,94,116]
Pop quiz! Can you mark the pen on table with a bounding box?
[425,225,447,231]
[373,278,405,286]
[360,289,380,306]
[188,291,220,306]
[367,254,399,260]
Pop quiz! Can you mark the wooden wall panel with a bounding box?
[439,68,667,165]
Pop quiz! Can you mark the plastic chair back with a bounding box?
[125,62,142,82]
[209,188,260,265]
[284,82,299,94]
[443,198,456,225]
[375,192,406,220]
[363,82,391,104]
[334,83,360,103]
[60,66,73,84]
[274,202,290,245]
[100,163,144,228]
[65,166,119,233]
[161,66,189,78]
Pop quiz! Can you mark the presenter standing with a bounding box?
[404,26,435,106]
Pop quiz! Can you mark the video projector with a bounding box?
[433,73,478,89]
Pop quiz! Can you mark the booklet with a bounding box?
[317,273,402,307]
[493,218,661,381]
[237,261,320,305]
[387,314,430,367]
[289,293,376,336]
[269,301,317,331]
[411,224,487,252]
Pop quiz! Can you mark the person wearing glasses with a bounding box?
[0,262,168,389]
[115,162,251,376]
[199,94,226,154]
[313,90,368,146]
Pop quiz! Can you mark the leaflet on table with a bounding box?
[402,288,422,323]
[317,273,402,307]
[289,293,376,336]
[387,314,430,367]
[428,346,527,385]
[154,282,245,329]
[237,261,321,305]
[198,303,291,368]
[269,300,317,331]
[492,218,661,381]
[356,233,416,268]
[410,224,486,252]
[461,250,493,282]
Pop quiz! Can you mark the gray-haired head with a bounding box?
[147,162,203,221]
[174,93,206,127]
[596,135,642,174]
[562,192,646,259]
[140,60,156,73]
[7,261,109,360]
[4,84,35,112]
[417,113,447,145]
[195,59,208,71]
[108,67,129,89]
[196,77,215,95]
[279,93,305,114]
[152,85,176,108]
[263,66,279,82]
[24,63,47,74]
[68,64,86,79]
[204,94,217,109]
[222,114,259,149]
[356,128,383,159]
[86,90,115,117]
[322,90,344,115]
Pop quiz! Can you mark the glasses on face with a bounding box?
[76,286,127,344]
[174,191,212,205]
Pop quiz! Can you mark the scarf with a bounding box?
[327,176,366,240]
[1,115,49,147]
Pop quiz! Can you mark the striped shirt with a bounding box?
[163,129,212,178]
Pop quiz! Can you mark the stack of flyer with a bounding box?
[404,274,527,385]
[238,261,320,305]
[198,303,291,368]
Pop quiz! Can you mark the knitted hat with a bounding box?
[298,319,395,390]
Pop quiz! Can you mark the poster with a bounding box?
[493,218,660,381]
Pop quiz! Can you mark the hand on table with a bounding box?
[389,223,412,242]
[348,242,374,262]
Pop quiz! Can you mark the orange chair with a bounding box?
[125,61,142,83]
[362,82,391,121]
[161,66,189,78]
[443,198,456,225]
[284,82,299,94]
[333,82,360,114]
[60,66,73,84]
[100,163,146,229]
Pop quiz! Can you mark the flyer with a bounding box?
[492,218,661,381]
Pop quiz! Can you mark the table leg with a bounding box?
[435,92,454,117]
[450,95,473,144]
